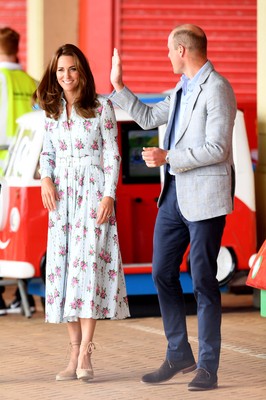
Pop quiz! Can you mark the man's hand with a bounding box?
[110,48,124,92]
[142,147,168,167]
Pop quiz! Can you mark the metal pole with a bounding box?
[256,0,266,247]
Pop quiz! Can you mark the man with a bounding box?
[110,24,236,391]
[0,27,37,315]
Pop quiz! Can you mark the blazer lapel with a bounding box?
[163,84,182,149]
[175,61,214,145]
[175,86,202,144]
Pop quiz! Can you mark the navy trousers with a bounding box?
[153,178,226,375]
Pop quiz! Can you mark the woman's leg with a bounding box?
[78,318,97,370]
[56,321,82,380]
[66,321,82,368]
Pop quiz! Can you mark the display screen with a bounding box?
[121,122,160,184]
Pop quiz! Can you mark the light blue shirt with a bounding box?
[169,61,209,151]
[168,61,208,174]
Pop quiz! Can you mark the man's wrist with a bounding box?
[165,151,170,164]
[114,83,125,93]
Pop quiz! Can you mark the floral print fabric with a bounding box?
[40,95,130,323]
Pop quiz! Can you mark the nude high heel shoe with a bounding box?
[76,342,96,381]
[56,342,80,381]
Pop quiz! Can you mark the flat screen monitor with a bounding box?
[121,122,160,184]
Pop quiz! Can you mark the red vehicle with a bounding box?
[0,99,257,316]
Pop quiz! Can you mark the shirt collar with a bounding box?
[0,61,22,70]
[181,61,209,95]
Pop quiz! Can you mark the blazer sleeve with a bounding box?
[110,86,170,130]
[168,72,237,172]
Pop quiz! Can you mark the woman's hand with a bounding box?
[41,177,59,211]
[97,196,114,225]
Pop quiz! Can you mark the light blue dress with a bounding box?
[40,96,130,323]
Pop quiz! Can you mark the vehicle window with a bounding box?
[7,128,34,177]
[34,159,41,180]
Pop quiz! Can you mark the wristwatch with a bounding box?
[165,151,170,164]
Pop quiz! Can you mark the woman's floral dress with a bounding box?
[40,96,130,323]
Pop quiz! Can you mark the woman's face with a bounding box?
[56,55,80,94]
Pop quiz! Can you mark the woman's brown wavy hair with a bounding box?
[33,44,99,119]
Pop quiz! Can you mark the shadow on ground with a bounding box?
[128,294,197,318]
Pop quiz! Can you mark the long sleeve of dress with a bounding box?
[40,118,56,180]
[100,98,121,199]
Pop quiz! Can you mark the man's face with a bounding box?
[167,32,183,75]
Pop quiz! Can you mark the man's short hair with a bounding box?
[0,27,20,55]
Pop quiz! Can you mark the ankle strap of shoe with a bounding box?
[80,342,96,353]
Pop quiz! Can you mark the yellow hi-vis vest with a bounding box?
[0,68,37,175]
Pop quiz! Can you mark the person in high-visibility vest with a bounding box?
[0,27,37,316]
[0,27,37,175]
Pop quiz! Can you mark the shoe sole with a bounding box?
[77,376,94,382]
[141,363,197,384]
[6,308,36,314]
[76,370,94,381]
[6,309,22,314]
[56,376,77,381]
[188,382,218,391]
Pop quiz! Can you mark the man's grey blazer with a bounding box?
[111,61,237,222]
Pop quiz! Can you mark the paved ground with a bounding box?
[1,288,265,400]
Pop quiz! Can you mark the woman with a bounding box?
[33,44,130,382]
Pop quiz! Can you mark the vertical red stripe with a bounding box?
[78,0,115,94]
[0,0,27,70]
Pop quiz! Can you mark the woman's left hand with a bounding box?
[96,196,114,225]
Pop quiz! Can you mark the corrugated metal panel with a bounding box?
[117,0,256,103]
[0,0,27,70]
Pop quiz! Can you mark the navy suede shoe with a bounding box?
[0,296,7,316]
[141,358,196,384]
[188,368,218,391]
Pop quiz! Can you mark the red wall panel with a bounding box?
[116,0,256,102]
[0,0,27,70]
[79,0,114,95]
[114,0,257,148]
